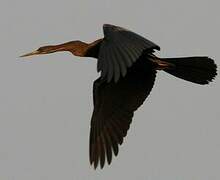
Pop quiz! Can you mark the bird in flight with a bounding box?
[21,24,217,169]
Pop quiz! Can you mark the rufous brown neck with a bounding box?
[53,41,89,57]
[20,39,103,58]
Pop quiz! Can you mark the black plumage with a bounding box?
[98,24,160,82]
[90,58,156,168]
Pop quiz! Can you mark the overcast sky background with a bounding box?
[1,0,220,180]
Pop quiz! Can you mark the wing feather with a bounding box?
[111,45,127,77]
[90,58,157,169]
[108,46,120,82]
[98,24,160,82]
[103,126,113,164]
[114,40,133,67]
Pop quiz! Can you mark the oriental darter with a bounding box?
[21,24,217,169]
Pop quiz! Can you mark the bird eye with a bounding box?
[37,47,44,51]
[38,46,51,52]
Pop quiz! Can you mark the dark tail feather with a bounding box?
[161,57,217,85]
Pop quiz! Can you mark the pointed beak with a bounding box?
[20,50,42,57]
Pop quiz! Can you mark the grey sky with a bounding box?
[1,0,219,179]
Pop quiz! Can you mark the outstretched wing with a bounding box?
[98,24,160,82]
[90,59,157,169]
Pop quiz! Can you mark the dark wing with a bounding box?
[98,24,160,82]
[90,59,157,169]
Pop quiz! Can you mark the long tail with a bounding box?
[159,57,217,85]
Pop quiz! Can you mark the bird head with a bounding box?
[20,45,60,57]
[20,41,88,57]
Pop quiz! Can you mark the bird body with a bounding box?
[21,24,217,169]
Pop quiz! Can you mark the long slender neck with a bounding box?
[21,39,103,58]
[54,39,103,58]
[56,41,90,57]
[59,39,103,58]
